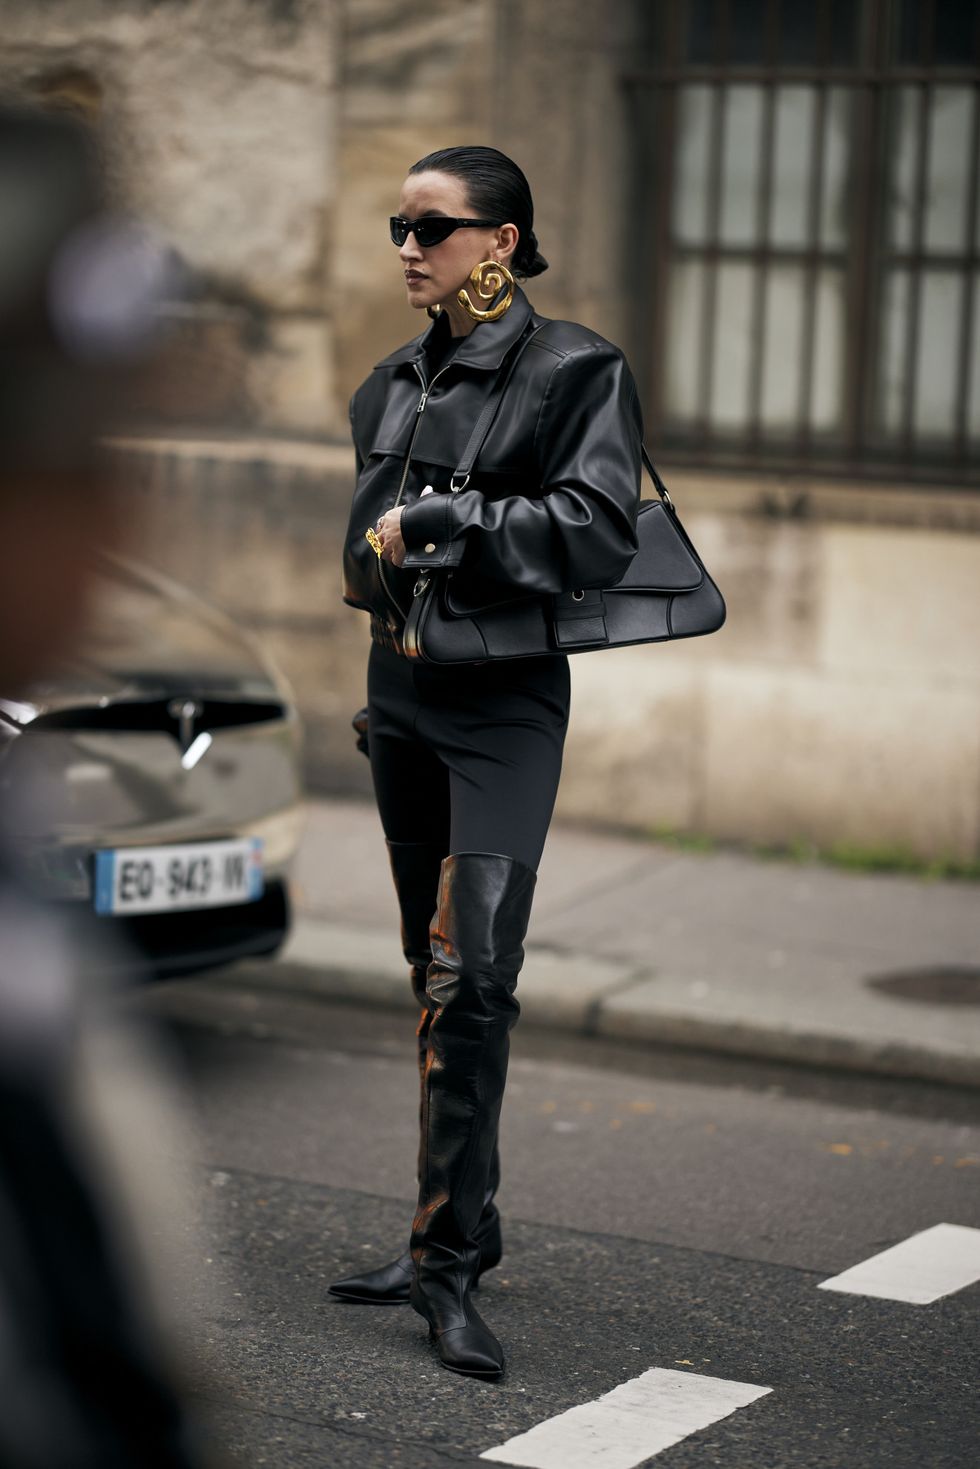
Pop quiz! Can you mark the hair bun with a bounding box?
[518,228,548,280]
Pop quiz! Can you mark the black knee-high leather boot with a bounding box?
[409,851,536,1379]
[328,839,503,1306]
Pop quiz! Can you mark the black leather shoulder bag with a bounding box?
[402,322,726,664]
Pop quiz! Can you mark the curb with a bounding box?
[232,916,980,1091]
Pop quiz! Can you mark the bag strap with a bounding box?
[451,320,676,514]
[642,446,675,512]
[449,319,547,491]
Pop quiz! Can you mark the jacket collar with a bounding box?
[372,281,534,373]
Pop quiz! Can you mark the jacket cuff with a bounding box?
[400,493,465,569]
[400,492,453,548]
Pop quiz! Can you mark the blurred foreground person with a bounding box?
[0,105,228,1469]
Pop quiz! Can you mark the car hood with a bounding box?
[4,551,288,721]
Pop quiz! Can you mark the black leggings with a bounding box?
[366,640,571,873]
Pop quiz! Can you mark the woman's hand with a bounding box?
[373,487,435,569]
[375,505,406,567]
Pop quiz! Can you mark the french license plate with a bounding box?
[94,838,264,915]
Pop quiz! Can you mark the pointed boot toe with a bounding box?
[428,1304,505,1379]
[328,1231,500,1305]
[328,1249,414,1304]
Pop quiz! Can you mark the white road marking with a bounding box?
[479,1367,772,1469]
[817,1222,980,1304]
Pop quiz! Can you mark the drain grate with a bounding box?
[865,966,980,1006]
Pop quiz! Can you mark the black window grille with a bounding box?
[625,0,980,483]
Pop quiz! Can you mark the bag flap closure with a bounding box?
[444,575,538,619]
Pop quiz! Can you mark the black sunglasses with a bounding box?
[389,215,503,248]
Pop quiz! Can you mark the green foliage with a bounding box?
[636,824,980,881]
[642,823,716,853]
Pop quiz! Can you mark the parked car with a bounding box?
[0,550,304,979]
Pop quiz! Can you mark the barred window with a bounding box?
[626,0,980,482]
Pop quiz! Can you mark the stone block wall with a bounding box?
[332,0,496,401]
[0,0,340,435]
[555,476,980,863]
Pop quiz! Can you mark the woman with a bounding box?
[330,146,643,1380]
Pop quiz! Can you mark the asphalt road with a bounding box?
[129,971,980,1469]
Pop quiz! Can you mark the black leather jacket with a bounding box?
[341,282,643,638]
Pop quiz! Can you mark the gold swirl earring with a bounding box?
[457,259,515,322]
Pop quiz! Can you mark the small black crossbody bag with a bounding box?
[402,321,726,664]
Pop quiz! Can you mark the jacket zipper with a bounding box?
[376,358,453,620]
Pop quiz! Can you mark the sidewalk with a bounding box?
[241,797,980,1089]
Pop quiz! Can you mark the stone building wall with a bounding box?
[0,0,339,435]
[556,476,980,864]
[332,0,496,399]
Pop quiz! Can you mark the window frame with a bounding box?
[623,0,980,485]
